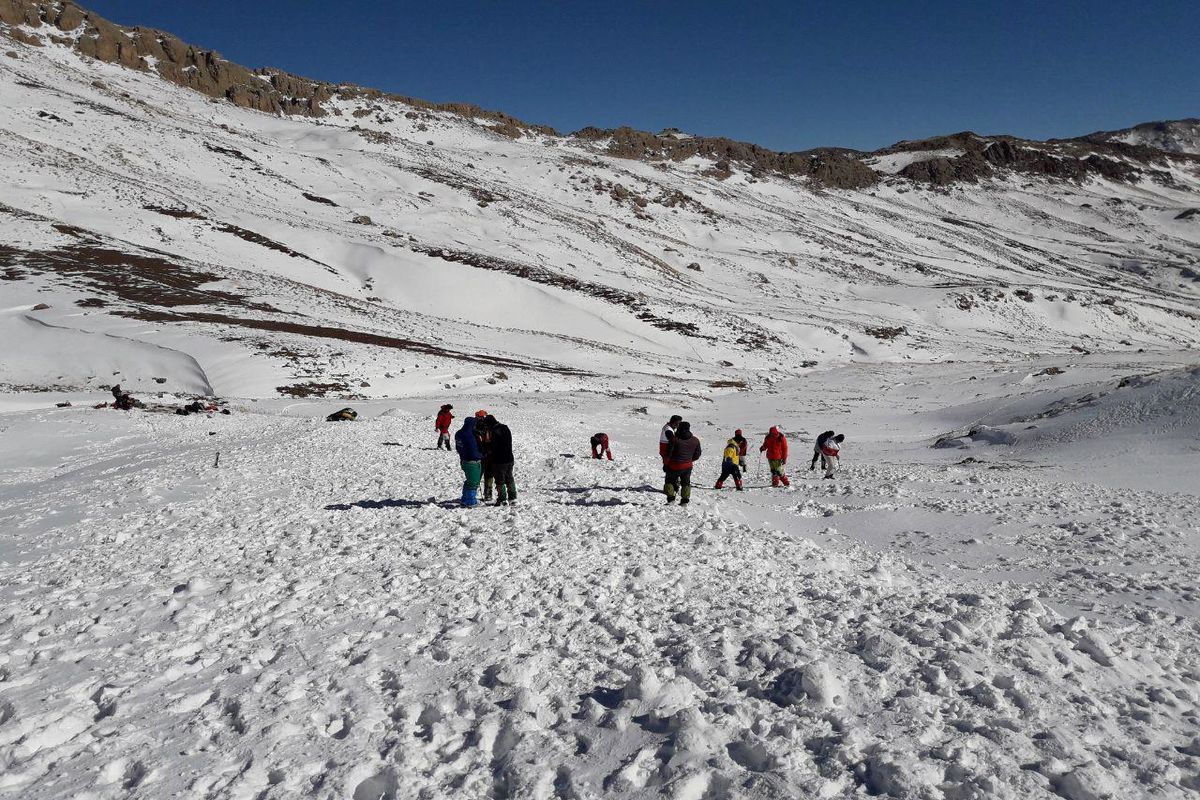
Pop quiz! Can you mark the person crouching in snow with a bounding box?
[591,432,613,460]
[663,421,701,505]
[714,437,743,491]
[485,415,517,505]
[820,434,844,479]
[810,430,834,470]
[454,417,484,507]
[760,426,790,487]
[659,415,682,463]
[435,404,454,450]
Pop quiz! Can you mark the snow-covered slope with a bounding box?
[2,14,1199,400]
[1097,118,1200,156]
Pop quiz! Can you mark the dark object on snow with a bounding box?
[176,400,220,416]
[56,401,72,408]
[154,377,167,384]
[31,303,50,311]
[1175,208,1199,220]
[110,384,142,410]
[326,408,358,422]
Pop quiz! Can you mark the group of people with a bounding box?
[434,405,845,508]
[437,405,517,507]
[656,416,843,503]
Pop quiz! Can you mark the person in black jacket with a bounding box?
[484,415,517,505]
[810,430,835,471]
[663,421,701,505]
[476,415,496,501]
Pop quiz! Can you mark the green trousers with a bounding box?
[461,460,482,491]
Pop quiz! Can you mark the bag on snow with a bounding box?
[326,408,358,422]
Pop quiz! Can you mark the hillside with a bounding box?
[2,1,1199,400]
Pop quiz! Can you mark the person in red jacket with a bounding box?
[760,426,790,487]
[434,404,454,450]
[590,432,613,460]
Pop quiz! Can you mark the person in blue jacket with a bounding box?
[454,416,484,507]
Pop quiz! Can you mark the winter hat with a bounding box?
[834,434,845,442]
[734,429,743,436]
[475,410,488,418]
[485,414,498,426]
[677,421,691,436]
[669,414,682,424]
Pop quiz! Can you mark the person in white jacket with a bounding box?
[820,434,845,479]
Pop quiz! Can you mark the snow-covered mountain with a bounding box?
[2,0,1198,400]
[1089,118,1200,156]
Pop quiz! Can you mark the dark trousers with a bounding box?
[437,432,451,450]
[493,462,516,501]
[482,462,496,499]
[664,468,693,502]
[716,462,742,487]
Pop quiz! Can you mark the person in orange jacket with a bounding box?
[760,426,790,487]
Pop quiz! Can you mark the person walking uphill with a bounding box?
[659,415,682,463]
[454,417,484,507]
[435,404,454,450]
[714,437,743,491]
[663,421,701,505]
[590,433,613,460]
[485,415,517,505]
[760,426,790,487]
[733,428,750,474]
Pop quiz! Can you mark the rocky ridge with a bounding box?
[3,0,1196,190]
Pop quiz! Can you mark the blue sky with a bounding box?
[84,1,1198,152]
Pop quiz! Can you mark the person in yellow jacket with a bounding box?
[714,436,744,491]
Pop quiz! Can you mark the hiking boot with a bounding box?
[714,482,723,490]
[665,496,676,505]
[680,499,689,506]
[495,498,507,506]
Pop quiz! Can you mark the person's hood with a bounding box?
[676,422,692,439]
[768,426,779,435]
[462,417,477,433]
[734,429,743,437]
[727,438,738,447]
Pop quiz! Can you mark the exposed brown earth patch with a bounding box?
[118,309,595,376]
[0,240,277,311]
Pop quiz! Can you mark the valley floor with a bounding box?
[1,361,1198,799]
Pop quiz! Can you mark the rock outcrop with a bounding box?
[570,126,878,189]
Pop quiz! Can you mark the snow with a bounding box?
[862,148,966,174]
[2,358,1199,798]
[1,23,1199,800]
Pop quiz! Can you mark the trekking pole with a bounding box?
[214,450,220,468]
